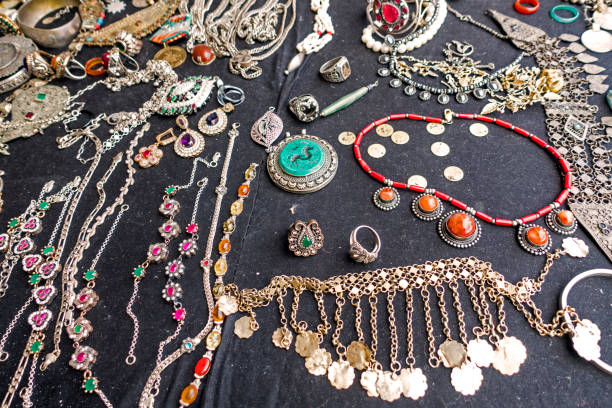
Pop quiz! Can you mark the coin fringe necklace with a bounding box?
[223,238,592,402]
[138,124,239,408]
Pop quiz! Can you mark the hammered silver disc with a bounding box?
[444,166,464,182]
[376,124,393,137]
[391,130,409,144]
[593,11,612,30]
[338,131,356,145]
[469,123,489,137]
[426,123,445,135]
[431,142,450,157]
[407,175,427,188]
[367,143,386,158]
[581,29,612,54]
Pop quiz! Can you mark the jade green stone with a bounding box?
[133,266,144,278]
[74,325,82,334]
[36,93,46,101]
[8,219,19,228]
[278,139,325,177]
[301,236,312,248]
[83,378,97,392]
[29,274,40,285]
[42,246,54,255]
[84,270,97,281]
[165,186,176,195]
[29,340,42,353]
[38,201,50,211]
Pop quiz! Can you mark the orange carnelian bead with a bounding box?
[379,187,395,202]
[556,210,574,226]
[446,213,476,238]
[418,195,438,212]
[218,239,231,254]
[526,226,548,246]
[180,384,198,405]
[237,184,250,197]
[212,305,225,322]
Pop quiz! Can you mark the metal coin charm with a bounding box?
[338,131,356,145]
[267,131,338,194]
[426,122,445,135]
[391,130,409,144]
[492,336,527,376]
[153,46,187,68]
[367,143,386,158]
[288,219,324,257]
[431,142,450,157]
[376,124,393,137]
[581,28,612,54]
[469,123,489,137]
[407,175,427,188]
[444,166,464,181]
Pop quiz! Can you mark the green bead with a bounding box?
[74,324,82,334]
[42,246,54,256]
[165,186,176,195]
[278,139,325,177]
[8,218,19,228]
[301,235,312,248]
[29,274,41,285]
[38,201,50,211]
[84,270,97,281]
[29,340,42,353]
[83,378,97,392]
[133,266,145,279]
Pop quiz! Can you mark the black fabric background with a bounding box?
[0,0,611,407]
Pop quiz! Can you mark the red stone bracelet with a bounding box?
[353,112,573,228]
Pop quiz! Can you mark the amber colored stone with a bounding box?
[206,331,221,349]
[418,195,438,213]
[446,213,476,239]
[212,305,225,322]
[194,357,212,377]
[180,384,198,405]
[230,200,243,216]
[526,226,549,246]
[214,258,227,276]
[218,239,231,254]
[556,210,574,226]
[237,184,250,197]
[192,44,215,65]
[379,187,395,202]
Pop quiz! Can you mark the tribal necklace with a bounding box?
[223,238,594,402]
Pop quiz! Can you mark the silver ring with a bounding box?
[63,57,86,80]
[288,94,319,122]
[319,56,351,83]
[349,225,380,264]
[114,31,143,56]
[217,85,245,106]
[560,268,612,375]
[106,48,139,77]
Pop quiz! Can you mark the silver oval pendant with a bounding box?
[581,28,612,54]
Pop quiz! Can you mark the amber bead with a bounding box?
[212,305,225,322]
[446,213,476,239]
[556,210,574,227]
[418,195,438,213]
[230,200,243,216]
[237,184,250,197]
[214,258,227,276]
[180,384,198,405]
[378,187,395,202]
[218,239,231,254]
[192,44,215,65]
[526,226,548,246]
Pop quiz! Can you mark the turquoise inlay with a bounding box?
[278,139,325,177]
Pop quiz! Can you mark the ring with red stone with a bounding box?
[546,209,577,235]
[192,44,216,66]
[373,186,400,211]
[438,211,481,248]
[412,193,443,221]
[517,224,551,255]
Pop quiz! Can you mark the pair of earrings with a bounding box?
[135,116,206,168]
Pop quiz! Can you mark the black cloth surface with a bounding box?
[0,0,611,407]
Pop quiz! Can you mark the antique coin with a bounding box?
[327,360,355,389]
[338,131,356,145]
[271,327,293,350]
[492,336,527,376]
[391,130,409,144]
[367,143,386,158]
[360,370,379,398]
[294,330,319,358]
[438,339,466,368]
[450,362,483,396]
[431,141,450,157]
[426,122,445,135]
[132,0,149,7]
[469,123,489,137]
[153,46,187,68]
[407,175,427,188]
[399,367,428,400]
[305,348,332,376]
[466,339,494,368]
[594,10,612,30]
[581,29,612,54]
[444,166,464,182]
[233,315,254,339]
[376,371,402,402]
[376,123,393,137]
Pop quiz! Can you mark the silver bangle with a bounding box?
[0,35,37,79]
[560,268,612,375]
[319,56,351,83]
[288,94,319,122]
[16,0,81,49]
[0,68,31,93]
[349,225,381,264]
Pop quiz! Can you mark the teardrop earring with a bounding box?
[174,115,206,158]
[198,102,234,136]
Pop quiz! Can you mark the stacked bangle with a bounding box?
[85,57,106,76]
[514,0,540,14]
[550,5,579,23]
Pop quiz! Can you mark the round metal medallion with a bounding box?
[390,79,402,88]
[338,131,356,145]
[391,130,409,144]
[367,143,386,158]
[419,91,431,101]
[377,68,390,77]
[376,124,393,137]
[153,46,187,68]
[404,86,417,96]
[437,93,450,104]
[407,175,427,188]
[580,29,612,54]
[431,142,450,157]
[444,166,464,182]
[426,122,445,135]
[469,123,489,137]
[267,133,338,194]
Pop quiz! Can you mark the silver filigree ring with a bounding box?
[319,56,351,83]
[349,225,381,264]
[288,94,319,122]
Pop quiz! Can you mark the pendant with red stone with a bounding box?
[372,0,411,34]
[412,193,443,221]
[147,243,169,263]
[69,345,98,371]
[192,44,216,66]
[373,186,400,211]
[135,144,163,168]
[159,198,181,217]
[178,238,198,257]
[438,211,481,248]
[546,209,577,235]
[159,220,181,239]
[517,224,551,255]
[74,288,99,312]
[162,281,183,302]
[165,259,185,278]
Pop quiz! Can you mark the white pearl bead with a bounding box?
[381,44,390,53]
[406,42,414,52]
[366,38,375,48]
[398,44,407,53]
[372,41,382,52]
